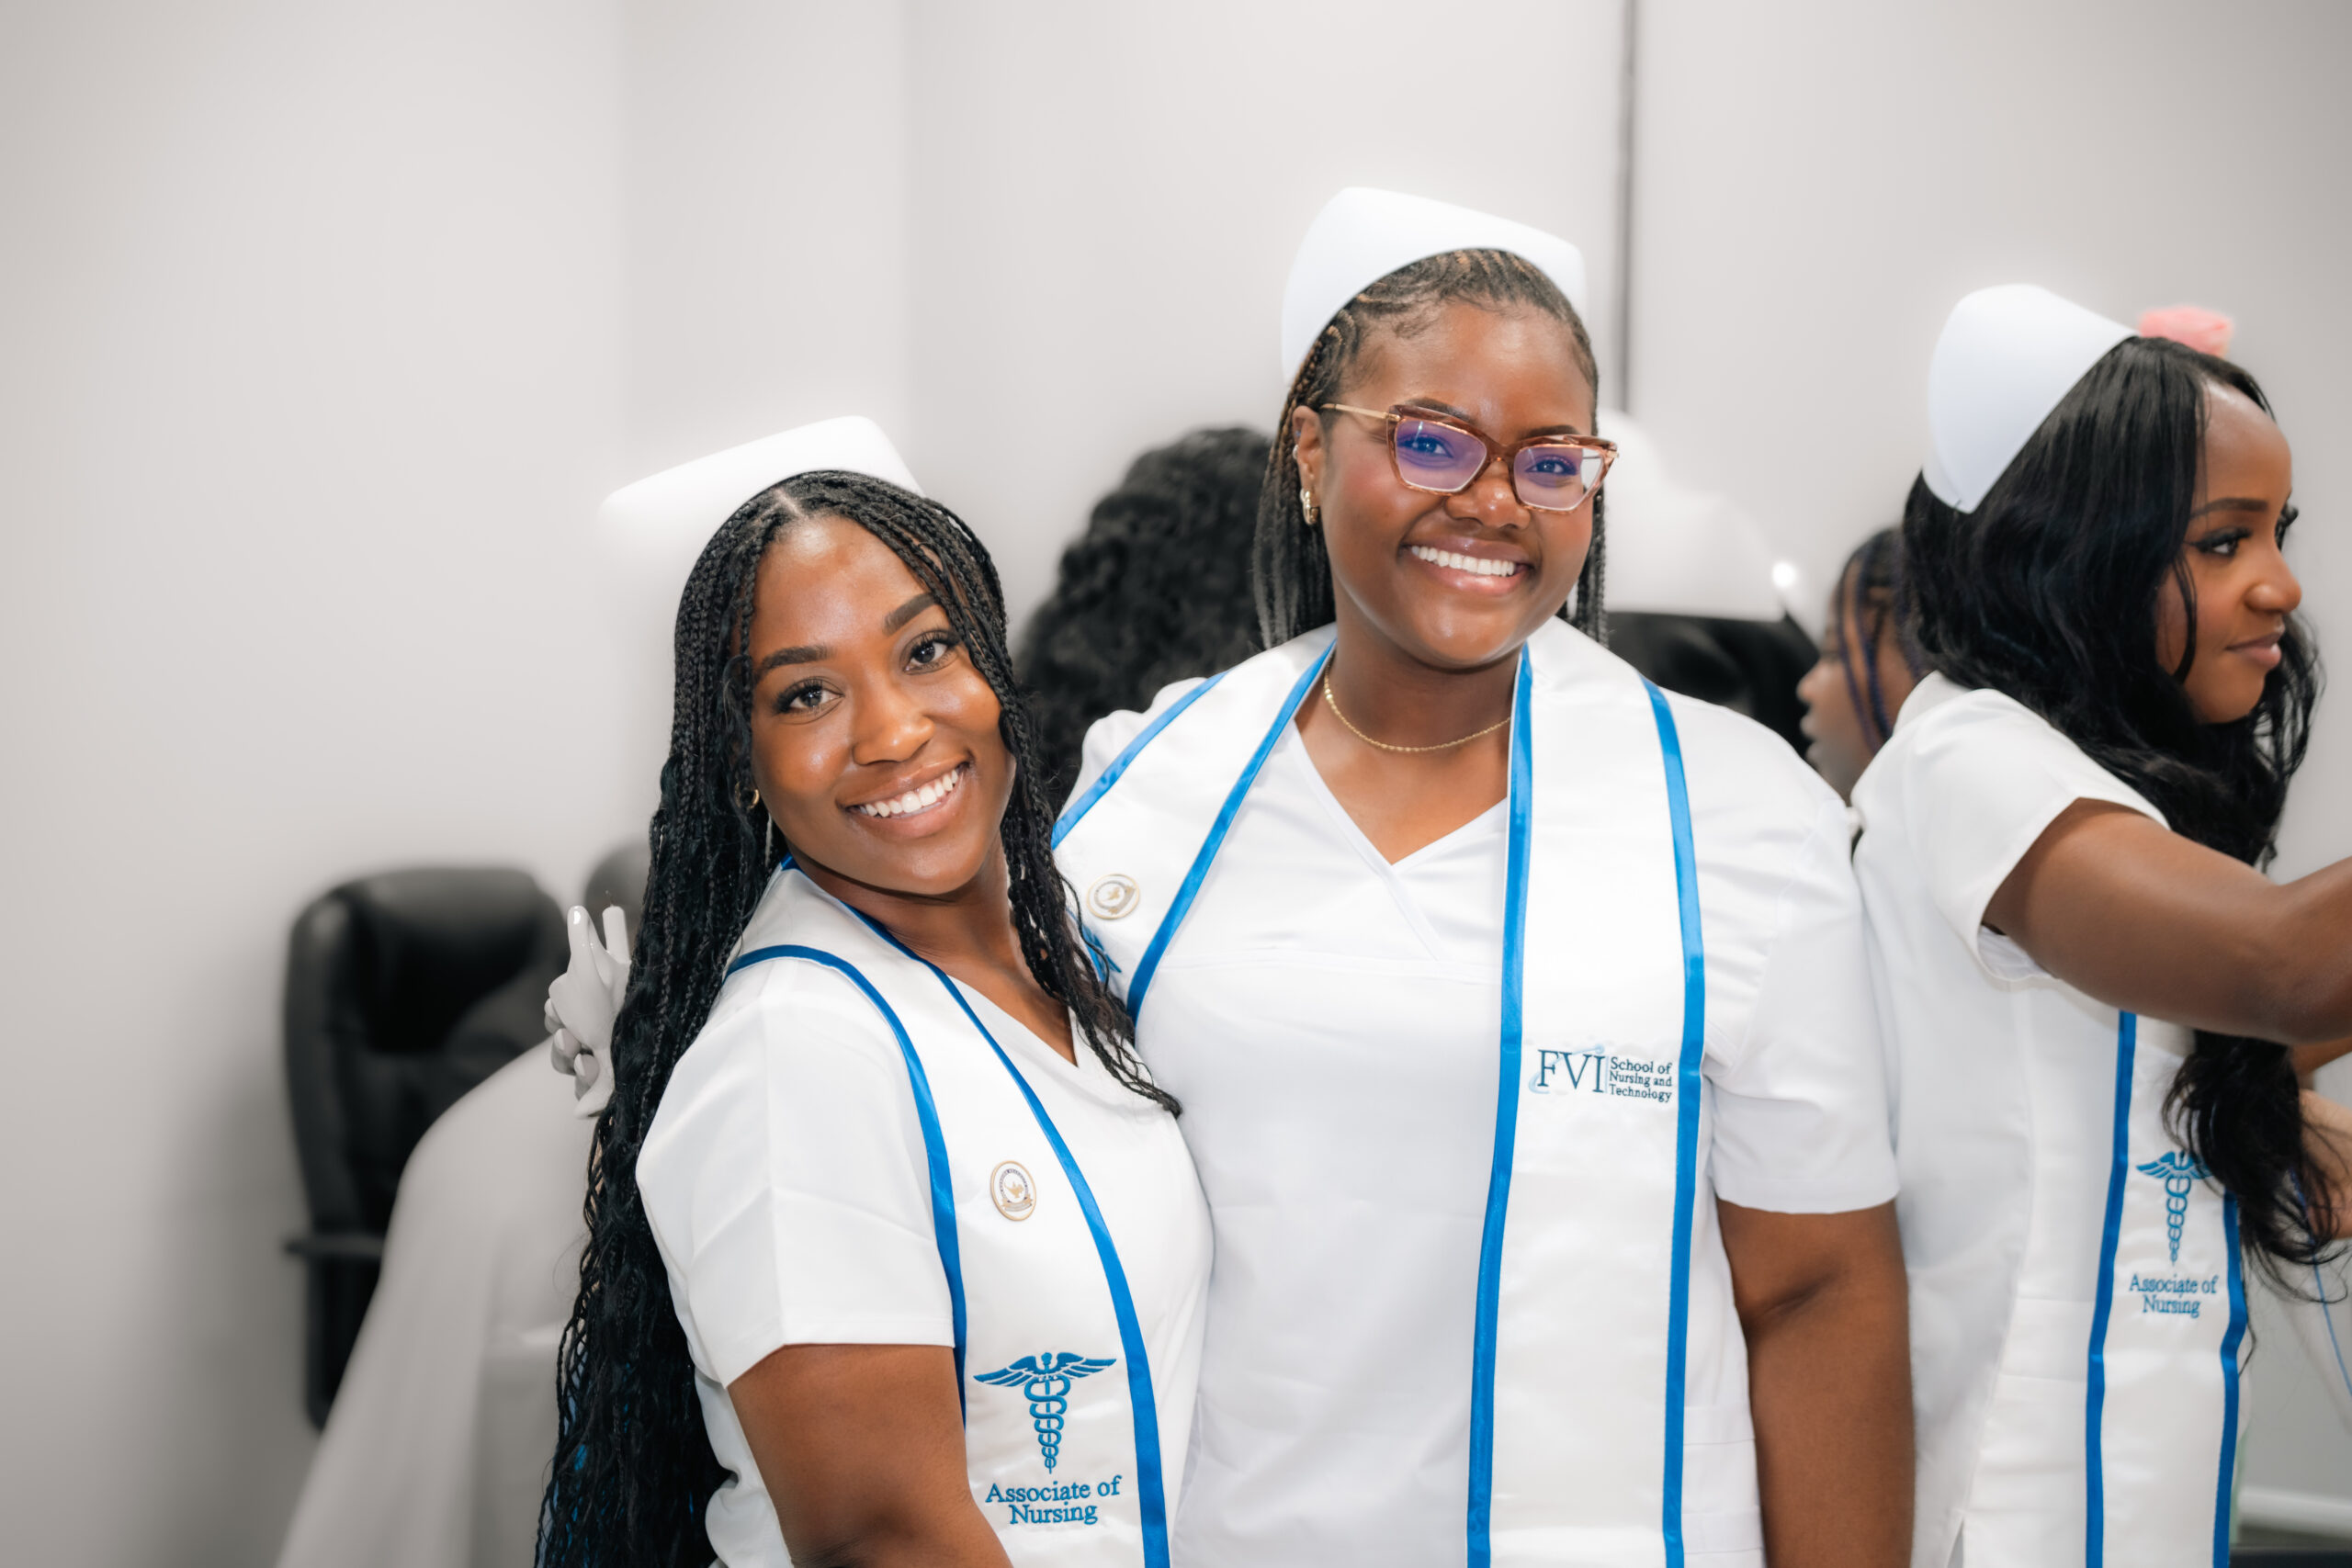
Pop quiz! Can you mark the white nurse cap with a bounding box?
[1280,187,1589,382]
[1923,285,2133,513]
[599,414,923,545]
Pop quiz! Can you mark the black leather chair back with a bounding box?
[283,867,566,1424]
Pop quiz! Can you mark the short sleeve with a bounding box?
[1064,676,1211,813]
[1705,789,1901,1214]
[636,963,954,1387]
[1887,686,2164,983]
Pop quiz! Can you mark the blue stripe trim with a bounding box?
[853,911,1172,1568]
[1124,649,1329,1020]
[724,940,969,1410]
[1053,671,1230,848]
[2213,1196,2247,1567]
[1645,678,1705,1568]
[2084,1010,2138,1568]
[1465,649,1535,1568]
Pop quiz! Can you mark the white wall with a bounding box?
[1627,0,2352,1516]
[0,5,632,1563]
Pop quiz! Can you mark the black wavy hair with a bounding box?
[537,471,1168,1567]
[1902,335,2327,1276]
[1828,525,1926,751]
[1016,426,1271,799]
[1254,248,1607,648]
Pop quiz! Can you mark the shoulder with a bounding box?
[1069,673,1214,808]
[390,1048,591,1242]
[1856,674,2164,831]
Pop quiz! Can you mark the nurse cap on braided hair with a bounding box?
[1280,187,1589,381]
[601,413,923,561]
[1922,284,2134,513]
[550,415,922,1115]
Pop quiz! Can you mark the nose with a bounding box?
[2247,551,2303,618]
[1443,452,1529,526]
[849,671,933,766]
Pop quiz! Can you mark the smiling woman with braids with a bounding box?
[537,420,1209,1568]
[1054,191,1908,1567]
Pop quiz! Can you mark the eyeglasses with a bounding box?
[1320,403,1617,513]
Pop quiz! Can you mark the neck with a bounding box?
[1321,602,1522,750]
[792,843,1030,982]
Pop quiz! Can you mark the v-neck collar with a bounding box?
[1274,727,1506,955]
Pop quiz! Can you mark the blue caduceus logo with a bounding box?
[973,1352,1116,1472]
[2137,1150,2211,1264]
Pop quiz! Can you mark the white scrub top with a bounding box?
[637,874,1212,1568]
[1074,675,1897,1568]
[1853,673,2229,1568]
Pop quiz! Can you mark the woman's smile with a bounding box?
[1406,538,1531,592]
[847,759,973,824]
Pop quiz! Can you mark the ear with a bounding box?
[1290,403,1328,507]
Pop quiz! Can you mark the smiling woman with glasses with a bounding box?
[1053,188,1910,1568]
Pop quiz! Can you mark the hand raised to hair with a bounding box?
[547,905,630,1119]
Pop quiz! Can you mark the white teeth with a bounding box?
[1411,544,1522,578]
[854,764,967,819]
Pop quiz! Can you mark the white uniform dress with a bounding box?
[1853,673,2250,1568]
[1057,622,1897,1568]
[637,866,1213,1568]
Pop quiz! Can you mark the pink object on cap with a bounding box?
[2137,305,2234,357]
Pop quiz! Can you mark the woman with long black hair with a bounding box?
[536,419,1210,1568]
[1855,286,2352,1567]
[1055,189,1909,1568]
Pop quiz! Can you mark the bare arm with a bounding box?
[1719,1200,1912,1568]
[729,1344,1011,1568]
[1984,801,2352,1044]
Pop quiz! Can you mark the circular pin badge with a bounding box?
[1086,873,1140,920]
[989,1160,1037,1221]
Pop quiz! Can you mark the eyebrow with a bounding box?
[752,592,943,679]
[2187,496,2281,521]
[1401,398,1589,439]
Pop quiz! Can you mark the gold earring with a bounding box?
[1299,484,1318,526]
[741,784,761,811]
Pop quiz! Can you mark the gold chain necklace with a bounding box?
[1320,668,1512,754]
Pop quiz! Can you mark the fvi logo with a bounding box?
[2135,1149,2211,1264]
[974,1352,1116,1472]
[1529,1046,1676,1106]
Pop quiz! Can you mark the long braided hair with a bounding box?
[1902,339,2329,1280]
[538,470,1169,1567]
[1254,248,1608,648]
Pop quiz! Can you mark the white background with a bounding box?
[0,3,2344,1562]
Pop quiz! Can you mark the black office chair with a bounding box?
[282,867,567,1427]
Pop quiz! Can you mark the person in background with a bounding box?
[1600,411,1820,753]
[273,841,643,1568]
[1016,427,1270,801]
[538,420,1210,1568]
[1856,285,2352,1567]
[1057,188,1908,1568]
[1797,526,1926,801]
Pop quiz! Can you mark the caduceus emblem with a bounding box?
[973,1352,1117,1472]
[2136,1149,2211,1264]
